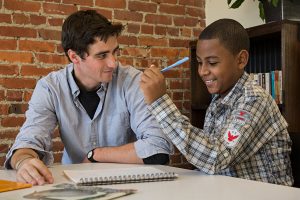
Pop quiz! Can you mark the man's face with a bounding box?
[196,39,244,98]
[74,36,119,90]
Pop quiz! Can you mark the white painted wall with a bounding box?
[205,0,264,28]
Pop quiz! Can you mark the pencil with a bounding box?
[161,57,189,72]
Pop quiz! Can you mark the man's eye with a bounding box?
[96,54,106,59]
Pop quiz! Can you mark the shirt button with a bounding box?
[224,152,229,157]
[93,142,96,146]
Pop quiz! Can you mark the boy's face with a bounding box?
[196,38,246,98]
[71,36,120,90]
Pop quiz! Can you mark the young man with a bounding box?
[5,10,173,185]
[140,19,293,186]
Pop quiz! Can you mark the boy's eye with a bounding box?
[209,62,218,66]
[197,60,202,66]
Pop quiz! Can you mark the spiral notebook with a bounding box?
[64,166,178,186]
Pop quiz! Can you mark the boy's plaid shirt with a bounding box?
[148,72,293,186]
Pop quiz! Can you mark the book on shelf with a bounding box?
[274,70,280,104]
[271,71,276,100]
[64,166,178,186]
[265,72,271,95]
[278,70,283,104]
[0,179,32,193]
[250,70,283,105]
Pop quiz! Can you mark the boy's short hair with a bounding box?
[62,10,123,61]
[199,18,249,55]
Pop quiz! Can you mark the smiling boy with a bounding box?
[140,18,293,185]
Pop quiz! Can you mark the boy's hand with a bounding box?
[140,65,167,104]
[16,158,54,186]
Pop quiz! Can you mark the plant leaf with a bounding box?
[271,0,279,7]
[259,2,265,21]
[229,0,245,9]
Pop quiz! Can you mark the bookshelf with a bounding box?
[247,20,300,134]
[190,20,300,134]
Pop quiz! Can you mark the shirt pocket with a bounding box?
[106,111,133,145]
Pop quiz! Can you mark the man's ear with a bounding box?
[237,50,249,69]
[67,49,81,64]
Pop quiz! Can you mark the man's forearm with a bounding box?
[93,143,143,164]
[10,148,39,170]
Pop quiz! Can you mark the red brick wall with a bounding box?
[0,0,205,168]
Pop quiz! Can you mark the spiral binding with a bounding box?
[77,172,177,186]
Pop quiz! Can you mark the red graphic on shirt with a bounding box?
[228,131,239,142]
[239,111,246,116]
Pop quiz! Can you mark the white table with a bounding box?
[0,163,300,200]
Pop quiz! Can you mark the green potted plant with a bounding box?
[227,0,279,21]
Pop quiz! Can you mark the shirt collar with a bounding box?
[66,63,111,99]
[213,72,249,107]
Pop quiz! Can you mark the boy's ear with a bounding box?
[67,49,81,64]
[237,50,249,69]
